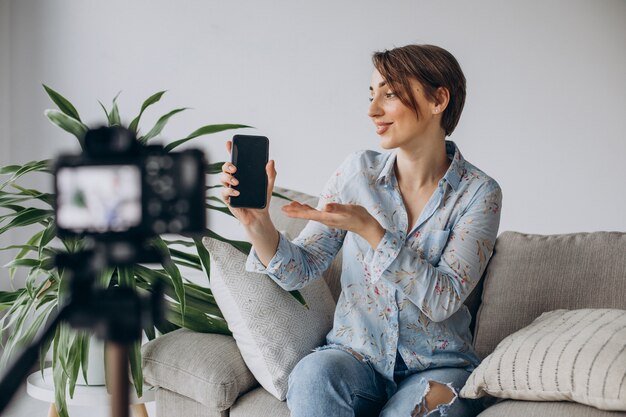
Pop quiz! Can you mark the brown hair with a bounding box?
[372,44,466,136]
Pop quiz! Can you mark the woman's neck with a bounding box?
[394,136,451,192]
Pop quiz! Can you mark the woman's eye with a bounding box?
[385,92,397,99]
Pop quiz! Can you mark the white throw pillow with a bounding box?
[460,308,626,411]
[204,236,336,401]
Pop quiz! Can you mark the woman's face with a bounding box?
[368,69,438,149]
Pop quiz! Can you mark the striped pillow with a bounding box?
[460,309,626,411]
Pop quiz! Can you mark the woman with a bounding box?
[220,44,502,417]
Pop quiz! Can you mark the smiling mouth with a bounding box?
[375,122,392,135]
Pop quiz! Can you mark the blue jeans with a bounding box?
[287,348,483,417]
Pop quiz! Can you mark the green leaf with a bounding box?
[53,325,70,417]
[39,221,57,255]
[57,323,73,379]
[12,230,45,275]
[98,100,110,122]
[164,124,251,152]
[80,333,90,384]
[0,193,32,206]
[168,248,201,265]
[68,333,82,398]
[289,290,309,309]
[43,84,82,121]
[138,107,188,143]
[129,90,166,134]
[39,315,55,377]
[0,159,51,191]
[0,243,39,252]
[117,265,135,288]
[0,208,53,236]
[109,91,122,126]
[143,324,156,341]
[151,237,186,319]
[0,164,21,175]
[0,289,25,308]
[3,185,54,207]
[133,266,221,316]
[193,238,211,282]
[97,267,115,289]
[4,258,40,268]
[162,239,194,247]
[129,341,143,398]
[205,229,252,255]
[272,190,293,201]
[44,109,88,149]
[206,196,226,206]
[206,203,234,217]
[165,301,231,335]
[205,162,226,175]
[17,302,55,349]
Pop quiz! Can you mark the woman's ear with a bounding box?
[433,86,451,114]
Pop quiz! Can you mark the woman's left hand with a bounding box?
[282,201,385,248]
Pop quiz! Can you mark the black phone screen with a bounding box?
[230,135,269,208]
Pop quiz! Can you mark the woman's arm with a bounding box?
[245,154,359,291]
[283,179,502,322]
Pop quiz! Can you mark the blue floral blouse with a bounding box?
[246,140,502,384]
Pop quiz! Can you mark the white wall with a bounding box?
[1,0,625,248]
[1,0,13,275]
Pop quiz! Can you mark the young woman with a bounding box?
[220,44,502,417]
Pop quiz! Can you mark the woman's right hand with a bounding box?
[220,140,277,229]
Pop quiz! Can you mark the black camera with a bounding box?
[53,126,206,240]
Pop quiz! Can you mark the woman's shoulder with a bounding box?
[460,160,503,199]
[338,149,390,173]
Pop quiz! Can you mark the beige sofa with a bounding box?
[142,187,626,417]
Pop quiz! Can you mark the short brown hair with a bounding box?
[372,44,466,136]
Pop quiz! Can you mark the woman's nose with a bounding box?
[368,97,383,118]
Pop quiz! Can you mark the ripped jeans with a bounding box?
[287,348,482,417]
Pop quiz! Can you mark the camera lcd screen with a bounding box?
[56,165,142,233]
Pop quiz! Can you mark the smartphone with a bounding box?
[229,134,269,208]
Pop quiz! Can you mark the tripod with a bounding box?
[0,247,163,417]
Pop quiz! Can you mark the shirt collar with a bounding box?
[376,140,466,191]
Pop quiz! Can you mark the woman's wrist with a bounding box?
[244,213,274,237]
[244,214,279,267]
[362,219,385,249]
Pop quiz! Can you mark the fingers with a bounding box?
[282,201,323,220]
[266,160,276,205]
[220,158,239,204]
[226,140,232,154]
[220,185,240,205]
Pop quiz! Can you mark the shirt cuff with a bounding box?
[370,229,402,283]
[245,231,289,277]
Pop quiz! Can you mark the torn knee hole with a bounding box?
[411,381,458,417]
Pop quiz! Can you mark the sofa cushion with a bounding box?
[205,236,335,401]
[230,386,290,417]
[142,329,257,411]
[462,308,626,411]
[478,399,626,417]
[155,388,228,417]
[473,231,626,359]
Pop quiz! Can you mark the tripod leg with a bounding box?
[47,403,59,417]
[130,404,149,417]
[107,342,129,417]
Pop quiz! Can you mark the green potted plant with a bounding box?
[0,86,301,417]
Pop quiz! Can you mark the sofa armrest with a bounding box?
[142,328,258,411]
